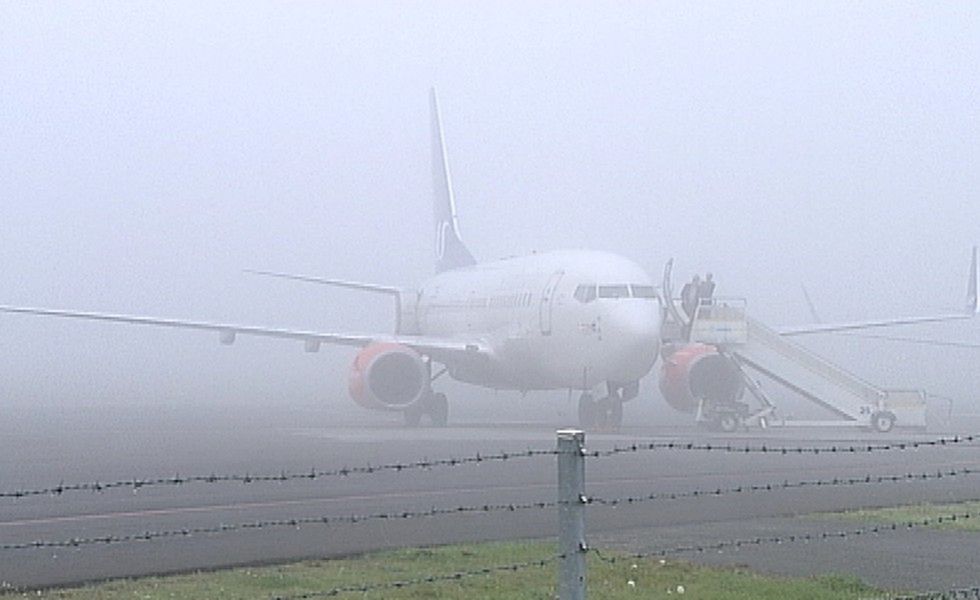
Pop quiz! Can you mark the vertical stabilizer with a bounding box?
[430,88,477,273]
[967,246,978,315]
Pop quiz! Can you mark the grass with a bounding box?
[816,499,980,532]
[8,501,975,599]
[2,540,884,600]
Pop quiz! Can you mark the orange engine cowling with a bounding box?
[658,343,744,414]
[349,343,428,411]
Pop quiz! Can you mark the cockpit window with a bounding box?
[581,283,658,300]
[598,285,630,299]
[630,285,658,299]
[574,284,597,303]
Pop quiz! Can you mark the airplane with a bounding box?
[2,91,976,431]
[0,90,663,429]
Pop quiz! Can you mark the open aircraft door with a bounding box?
[539,270,564,336]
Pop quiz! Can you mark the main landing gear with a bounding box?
[578,390,624,431]
[403,390,449,428]
[404,361,449,428]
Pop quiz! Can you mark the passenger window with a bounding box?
[598,285,629,299]
[573,284,596,303]
[630,285,658,299]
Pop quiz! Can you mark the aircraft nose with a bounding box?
[604,304,661,378]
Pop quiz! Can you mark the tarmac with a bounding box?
[0,402,977,593]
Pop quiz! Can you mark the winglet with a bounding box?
[430,87,477,273]
[967,245,978,315]
[800,284,823,324]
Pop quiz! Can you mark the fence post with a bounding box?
[557,429,587,600]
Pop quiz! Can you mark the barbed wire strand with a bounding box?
[0,498,559,552]
[5,468,975,554]
[4,434,976,501]
[269,554,562,600]
[0,448,560,500]
[274,511,978,598]
[587,467,979,507]
[587,434,979,459]
[590,510,978,563]
[889,587,980,599]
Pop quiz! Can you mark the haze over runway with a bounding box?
[1,2,979,421]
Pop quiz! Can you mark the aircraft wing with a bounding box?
[0,305,491,363]
[779,246,978,337]
[834,332,980,349]
[778,312,976,336]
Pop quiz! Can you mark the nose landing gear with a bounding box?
[577,387,625,431]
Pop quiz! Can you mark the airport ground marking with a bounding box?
[0,499,560,552]
[0,448,560,500]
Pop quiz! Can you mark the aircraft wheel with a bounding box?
[429,392,449,427]
[608,398,624,430]
[578,393,597,429]
[871,411,895,433]
[620,381,640,402]
[717,412,740,433]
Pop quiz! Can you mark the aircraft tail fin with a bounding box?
[430,87,477,273]
[967,245,978,315]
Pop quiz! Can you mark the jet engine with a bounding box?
[349,343,428,410]
[658,343,744,413]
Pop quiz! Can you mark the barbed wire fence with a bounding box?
[3,433,974,501]
[0,432,977,599]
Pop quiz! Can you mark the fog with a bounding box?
[1,2,978,420]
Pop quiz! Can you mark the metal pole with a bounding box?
[557,429,586,600]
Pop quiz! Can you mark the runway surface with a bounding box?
[1,403,978,592]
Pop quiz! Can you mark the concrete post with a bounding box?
[557,429,586,600]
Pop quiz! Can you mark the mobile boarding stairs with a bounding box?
[662,298,927,433]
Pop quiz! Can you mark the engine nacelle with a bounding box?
[658,343,744,414]
[349,343,428,411]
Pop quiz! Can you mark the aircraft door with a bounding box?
[539,270,564,336]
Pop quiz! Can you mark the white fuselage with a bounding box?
[408,250,662,391]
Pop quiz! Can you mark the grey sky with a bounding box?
[1,2,977,414]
